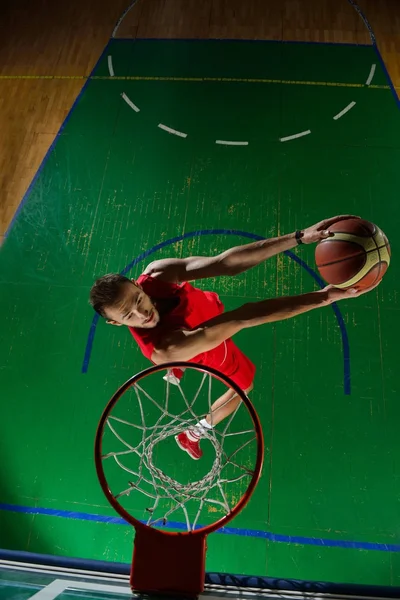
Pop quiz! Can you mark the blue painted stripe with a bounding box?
[285,250,351,395]
[373,44,400,110]
[0,503,398,552]
[84,229,351,395]
[82,313,100,374]
[330,302,351,394]
[4,42,112,239]
[0,503,125,524]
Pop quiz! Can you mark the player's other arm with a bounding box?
[151,283,376,363]
[144,216,359,282]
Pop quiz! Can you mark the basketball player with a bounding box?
[90,215,377,459]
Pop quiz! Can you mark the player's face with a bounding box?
[105,281,160,328]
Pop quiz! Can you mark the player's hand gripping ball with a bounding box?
[315,218,390,289]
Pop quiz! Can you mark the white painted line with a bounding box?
[215,140,249,146]
[107,55,114,77]
[29,580,68,599]
[121,92,140,112]
[279,129,311,142]
[112,0,140,38]
[0,561,128,583]
[30,579,132,599]
[67,581,131,595]
[158,123,187,138]
[366,63,376,86]
[333,101,356,120]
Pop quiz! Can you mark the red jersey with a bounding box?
[129,274,255,390]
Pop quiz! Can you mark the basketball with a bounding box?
[315,218,391,289]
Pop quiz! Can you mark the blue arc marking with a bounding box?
[82,229,350,395]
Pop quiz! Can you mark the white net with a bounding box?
[99,365,261,532]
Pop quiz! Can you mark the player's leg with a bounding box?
[176,384,253,460]
[206,382,253,426]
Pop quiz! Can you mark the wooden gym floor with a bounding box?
[1,0,400,241]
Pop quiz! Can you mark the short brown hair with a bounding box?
[89,273,131,317]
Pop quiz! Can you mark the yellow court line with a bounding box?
[0,74,395,89]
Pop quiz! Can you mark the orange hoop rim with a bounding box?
[94,361,264,536]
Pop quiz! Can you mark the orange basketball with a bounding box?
[315,218,391,290]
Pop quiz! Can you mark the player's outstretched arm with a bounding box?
[151,281,377,363]
[144,215,359,282]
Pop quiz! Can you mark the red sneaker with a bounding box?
[175,431,203,460]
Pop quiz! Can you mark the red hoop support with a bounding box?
[95,362,264,598]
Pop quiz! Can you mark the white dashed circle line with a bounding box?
[121,92,140,112]
[215,140,249,146]
[108,56,114,77]
[112,0,140,38]
[366,63,376,86]
[158,124,188,138]
[110,43,377,145]
[279,129,311,142]
[333,101,356,120]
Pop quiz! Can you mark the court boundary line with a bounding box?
[347,0,400,108]
[2,40,112,239]
[113,37,373,48]
[373,46,400,109]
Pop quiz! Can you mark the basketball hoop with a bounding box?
[95,362,264,598]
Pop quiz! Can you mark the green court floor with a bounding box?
[1,39,400,587]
